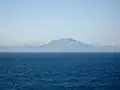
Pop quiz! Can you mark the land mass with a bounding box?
[0,38,120,52]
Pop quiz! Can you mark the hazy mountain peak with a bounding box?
[60,38,76,41]
[47,38,81,46]
[0,38,119,52]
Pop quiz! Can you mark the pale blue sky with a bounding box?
[0,0,120,45]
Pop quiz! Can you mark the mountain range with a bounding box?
[0,38,120,52]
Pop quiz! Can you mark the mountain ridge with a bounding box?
[0,38,120,52]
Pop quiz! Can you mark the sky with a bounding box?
[0,0,120,45]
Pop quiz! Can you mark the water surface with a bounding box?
[0,53,120,90]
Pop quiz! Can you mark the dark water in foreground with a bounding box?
[0,53,120,90]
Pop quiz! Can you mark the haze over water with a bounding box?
[0,0,120,45]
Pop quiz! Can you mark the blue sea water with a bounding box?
[0,53,120,90]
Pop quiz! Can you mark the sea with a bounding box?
[0,52,120,90]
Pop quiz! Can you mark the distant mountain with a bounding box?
[0,38,120,52]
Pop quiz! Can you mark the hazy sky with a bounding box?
[0,0,120,45]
